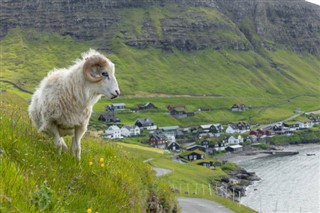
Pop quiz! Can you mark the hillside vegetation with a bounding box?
[0,92,177,212]
[1,28,320,98]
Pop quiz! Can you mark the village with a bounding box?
[93,102,320,165]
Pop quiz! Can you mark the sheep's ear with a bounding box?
[83,55,108,82]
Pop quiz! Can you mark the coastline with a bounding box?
[239,144,320,212]
[219,143,320,164]
[214,143,320,204]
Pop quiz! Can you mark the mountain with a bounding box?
[0,0,319,96]
[1,0,319,53]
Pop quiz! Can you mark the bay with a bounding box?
[239,145,320,213]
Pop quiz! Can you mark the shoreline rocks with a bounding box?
[214,167,260,202]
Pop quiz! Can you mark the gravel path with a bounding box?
[178,197,235,213]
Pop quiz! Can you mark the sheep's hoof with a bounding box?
[61,143,68,152]
[71,147,81,161]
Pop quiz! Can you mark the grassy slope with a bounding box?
[1,29,319,129]
[90,95,320,128]
[0,92,177,212]
[1,28,320,98]
[119,143,257,213]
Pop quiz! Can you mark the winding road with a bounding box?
[178,197,235,213]
[145,159,235,213]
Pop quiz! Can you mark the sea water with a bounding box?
[239,145,320,213]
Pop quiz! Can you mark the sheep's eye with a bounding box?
[102,72,109,78]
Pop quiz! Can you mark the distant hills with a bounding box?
[0,0,319,97]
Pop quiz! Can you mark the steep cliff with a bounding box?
[1,0,319,54]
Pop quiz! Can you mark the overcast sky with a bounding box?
[306,0,320,5]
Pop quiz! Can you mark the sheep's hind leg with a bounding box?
[71,125,86,161]
[50,125,68,154]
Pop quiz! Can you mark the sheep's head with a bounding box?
[83,54,120,99]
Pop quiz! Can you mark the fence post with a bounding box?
[196,183,198,195]
[187,184,189,194]
[202,184,204,195]
[232,187,235,202]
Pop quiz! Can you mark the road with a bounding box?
[145,159,236,212]
[178,197,235,213]
[259,108,320,129]
[153,167,172,176]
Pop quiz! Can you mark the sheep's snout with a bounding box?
[111,89,120,99]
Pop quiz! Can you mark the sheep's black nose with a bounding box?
[111,90,120,99]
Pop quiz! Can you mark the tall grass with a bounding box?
[0,92,177,212]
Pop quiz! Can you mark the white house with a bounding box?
[135,118,157,130]
[227,135,243,145]
[121,125,140,137]
[225,123,250,134]
[107,103,126,111]
[297,121,313,129]
[103,125,122,139]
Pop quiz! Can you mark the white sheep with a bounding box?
[28,49,120,160]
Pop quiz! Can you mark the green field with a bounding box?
[0,92,177,212]
[89,95,320,129]
[1,28,320,98]
[119,143,257,213]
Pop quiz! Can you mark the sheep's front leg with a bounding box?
[50,125,68,154]
[71,125,86,161]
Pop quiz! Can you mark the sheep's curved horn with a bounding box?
[83,55,108,82]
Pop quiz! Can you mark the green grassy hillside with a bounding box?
[1,28,320,98]
[0,92,177,212]
[119,143,257,213]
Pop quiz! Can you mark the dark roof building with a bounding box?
[137,102,157,110]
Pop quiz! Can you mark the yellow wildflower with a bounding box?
[87,208,92,213]
[100,163,105,168]
[89,161,93,166]
[99,157,104,163]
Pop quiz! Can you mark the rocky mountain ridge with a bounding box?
[1,0,319,54]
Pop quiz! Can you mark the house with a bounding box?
[198,124,223,135]
[137,102,157,110]
[170,109,195,119]
[227,135,243,145]
[249,129,272,137]
[98,111,120,123]
[103,125,122,139]
[225,122,250,134]
[230,104,249,112]
[225,145,243,152]
[167,105,185,111]
[106,103,125,111]
[198,123,223,138]
[135,118,157,130]
[159,126,180,136]
[297,121,313,129]
[272,123,293,136]
[179,150,205,161]
[167,141,181,152]
[197,107,210,112]
[201,140,210,149]
[175,129,185,139]
[307,115,320,125]
[149,133,168,149]
[186,145,206,153]
[197,161,214,168]
[283,122,300,131]
[121,125,140,137]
